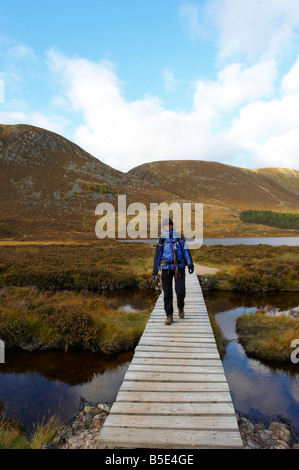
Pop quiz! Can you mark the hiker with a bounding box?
[152,218,194,325]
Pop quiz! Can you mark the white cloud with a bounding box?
[3,36,299,173]
[194,60,277,114]
[281,54,299,95]
[0,110,69,135]
[47,48,222,170]
[254,130,299,169]
[207,0,299,62]
[45,48,299,172]
[230,95,299,144]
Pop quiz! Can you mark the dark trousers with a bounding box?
[162,268,186,317]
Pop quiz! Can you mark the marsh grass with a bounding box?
[192,245,299,291]
[236,310,299,363]
[0,240,155,292]
[0,415,29,449]
[0,286,152,353]
[0,412,61,449]
[29,415,61,449]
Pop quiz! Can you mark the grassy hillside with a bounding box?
[128,160,299,212]
[1,124,299,240]
[0,125,177,240]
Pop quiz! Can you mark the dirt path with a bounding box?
[194,263,219,275]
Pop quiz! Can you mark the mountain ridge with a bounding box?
[128,160,299,211]
[1,124,298,240]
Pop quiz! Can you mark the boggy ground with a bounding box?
[0,241,298,358]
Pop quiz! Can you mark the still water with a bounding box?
[122,237,299,246]
[203,237,299,246]
[205,290,299,439]
[1,287,299,439]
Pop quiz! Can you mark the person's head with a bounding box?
[162,217,173,231]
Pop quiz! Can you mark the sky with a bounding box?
[1,0,299,172]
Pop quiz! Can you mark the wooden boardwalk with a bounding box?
[99,272,243,449]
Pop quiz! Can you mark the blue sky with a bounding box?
[1,0,299,172]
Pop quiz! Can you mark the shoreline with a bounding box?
[49,401,299,450]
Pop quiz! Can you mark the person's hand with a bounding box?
[188,265,194,274]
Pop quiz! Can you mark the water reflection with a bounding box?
[204,290,299,436]
[0,287,156,431]
[0,349,133,430]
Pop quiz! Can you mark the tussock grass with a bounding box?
[28,415,61,449]
[0,286,153,354]
[192,245,299,292]
[0,240,155,292]
[236,310,299,363]
[0,241,155,353]
[0,412,60,449]
[0,416,29,449]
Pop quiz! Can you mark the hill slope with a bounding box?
[128,160,299,212]
[1,124,298,241]
[0,124,176,240]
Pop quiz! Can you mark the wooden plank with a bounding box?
[110,402,235,415]
[99,427,243,449]
[128,364,224,374]
[144,326,213,332]
[134,353,220,361]
[105,414,239,430]
[115,390,233,403]
[131,357,222,366]
[139,339,215,346]
[140,335,214,341]
[98,272,243,449]
[124,371,227,382]
[142,333,214,339]
[134,349,220,357]
[120,381,229,392]
[135,342,218,350]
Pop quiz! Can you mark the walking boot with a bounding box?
[178,308,185,318]
[165,315,173,325]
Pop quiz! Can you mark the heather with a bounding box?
[0,286,152,354]
[236,309,299,363]
[0,407,60,449]
[0,241,154,292]
[192,244,299,292]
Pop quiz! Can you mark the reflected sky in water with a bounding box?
[1,287,299,438]
[0,350,133,430]
[206,291,299,436]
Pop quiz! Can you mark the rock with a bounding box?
[243,438,262,449]
[56,401,111,449]
[255,429,278,448]
[269,422,292,446]
[42,442,52,449]
[199,277,214,291]
[72,420,86,431]
[274,439,291,449]
[59,425,73,440]
[238,417,254,435]
[97,403,110,413]
[253,423,266,433]
[238,416,297,449]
